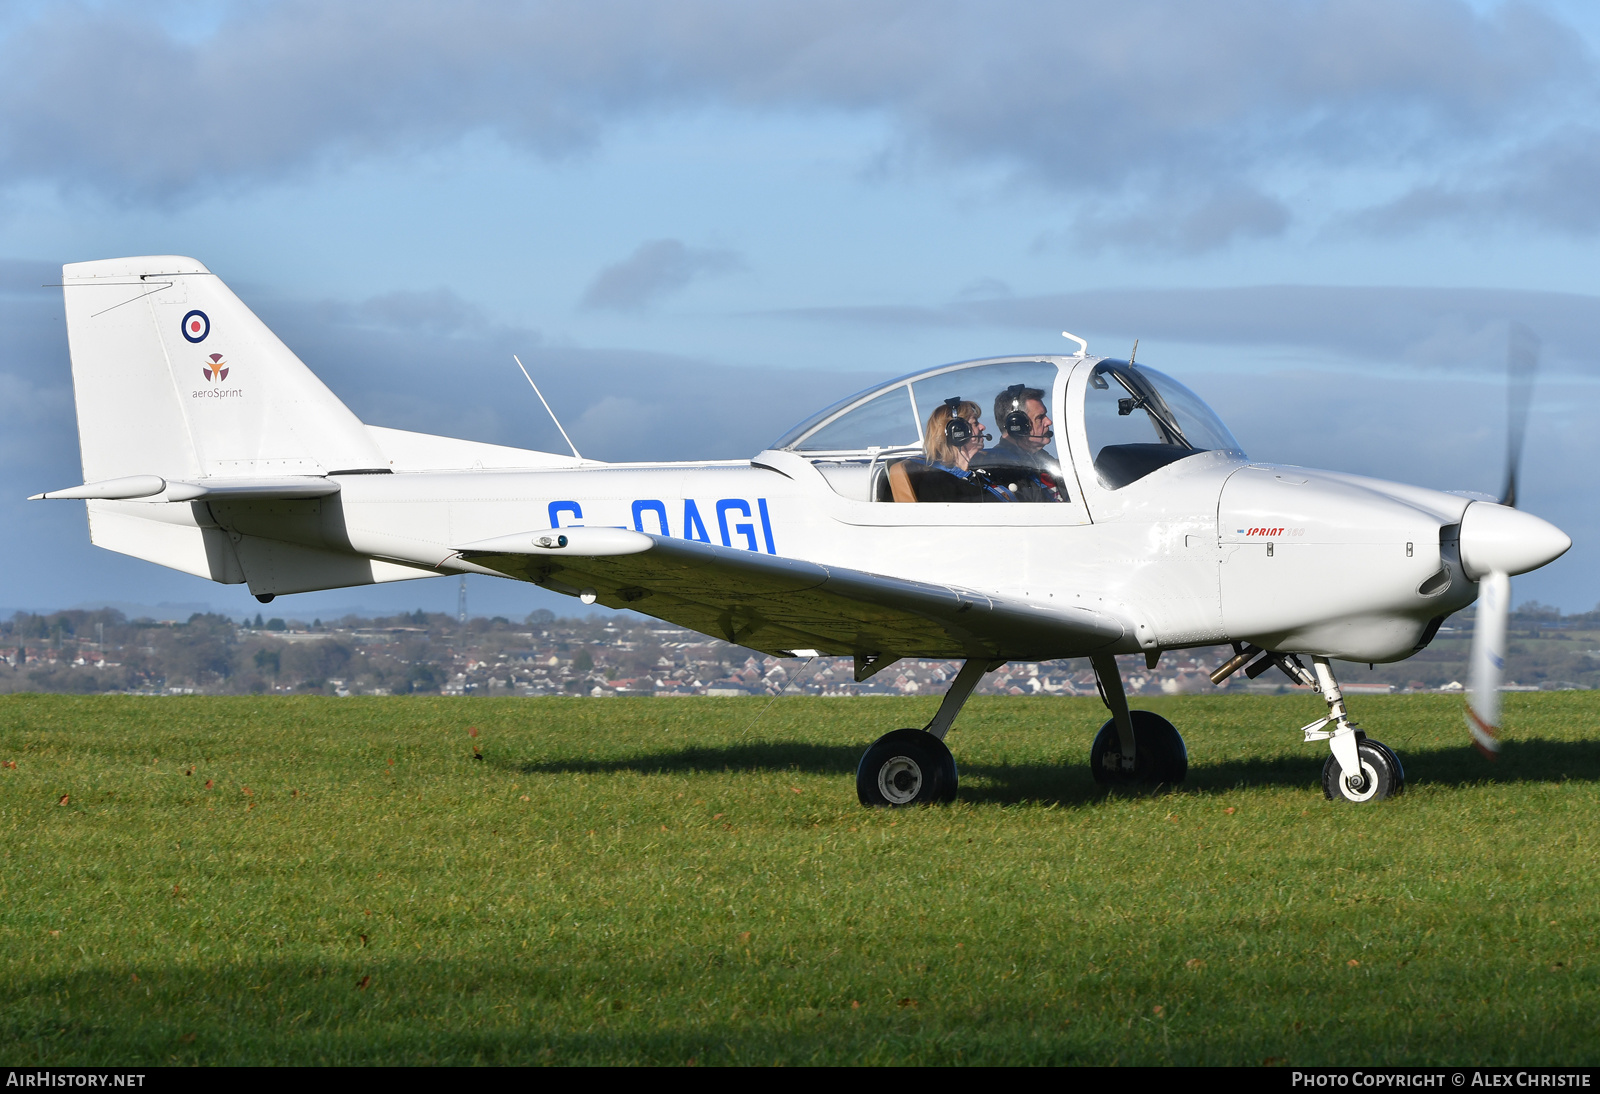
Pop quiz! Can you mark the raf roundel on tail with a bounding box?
[181,309,209,343]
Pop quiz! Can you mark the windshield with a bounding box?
[1084,362,1243,489]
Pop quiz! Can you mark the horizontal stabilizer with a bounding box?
[30,475,167,501]
[456,529,1127,661]
[32,476,340,503]
[164,477,341,502]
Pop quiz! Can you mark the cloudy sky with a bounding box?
[4,0,1600,621]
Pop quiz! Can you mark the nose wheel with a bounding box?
[857,728,958,807]
[1322,738,1404,802]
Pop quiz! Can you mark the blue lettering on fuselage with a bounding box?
[683,499,710,543]
[631,499,669,535]
[595,498,778,554]
[717,499,758,551]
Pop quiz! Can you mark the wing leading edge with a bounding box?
[455,527,1127,661]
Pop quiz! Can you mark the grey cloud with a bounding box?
[248,288,871,462]
[349,288,490,337]
[1068,185,1291,254]
[956,277,1012,300]
[0,2,1588,248]
[1350,124,1600,236]
[773,284,1600,372]
[580,239,744,311]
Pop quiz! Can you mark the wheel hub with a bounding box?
[877,755,922,805]
[1341,761,1379,803]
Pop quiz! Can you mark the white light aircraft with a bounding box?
[34,257,1572,806]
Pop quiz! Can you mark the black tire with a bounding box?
[1367,739,1405,795]
[1322,738,1403,802]
[1090,711,1188,787]
[856,728,958,807]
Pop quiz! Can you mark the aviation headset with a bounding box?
[1000,384,1034,439]
[941,397,990,448]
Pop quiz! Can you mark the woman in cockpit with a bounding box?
[907,398,1013,502]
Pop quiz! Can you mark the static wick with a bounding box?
[514,354,583,462]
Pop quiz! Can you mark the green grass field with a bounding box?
[2,691,1598,1066]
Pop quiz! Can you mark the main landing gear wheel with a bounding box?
[856,728,958,807]
[1322,738,1404,803]
[1090,710,1188,787]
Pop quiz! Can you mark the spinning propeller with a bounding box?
[1463,324,1562,757]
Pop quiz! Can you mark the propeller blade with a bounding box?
[1500,323,1539,508]
[1465,570,1510,757]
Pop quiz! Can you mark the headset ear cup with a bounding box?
[944,416,972,447]
[1003,409,1031,437]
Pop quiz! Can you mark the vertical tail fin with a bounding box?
[62,256,385,482]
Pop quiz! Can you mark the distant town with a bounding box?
[3,600,1598,698]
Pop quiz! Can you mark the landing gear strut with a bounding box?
[1213,648,1405,803]
[856,658,992,807]
[1301,656,1405,803]
[1088,653,1187,787]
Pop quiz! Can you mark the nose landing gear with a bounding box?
[1298,655,1405,802]
[1322,738,1404,802]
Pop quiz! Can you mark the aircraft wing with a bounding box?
[455,527,1127,661]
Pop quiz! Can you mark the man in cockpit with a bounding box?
[968,384,1067,502]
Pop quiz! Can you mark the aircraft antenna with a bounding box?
[1061,331,1088,356]
[513,354,583,461]
[1128,339,1138,366]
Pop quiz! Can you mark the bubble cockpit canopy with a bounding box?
[772,355,1243,498]
[774,358,1060,456]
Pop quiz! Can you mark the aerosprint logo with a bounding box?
[181,309,210,343]
[192,350,243,400]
